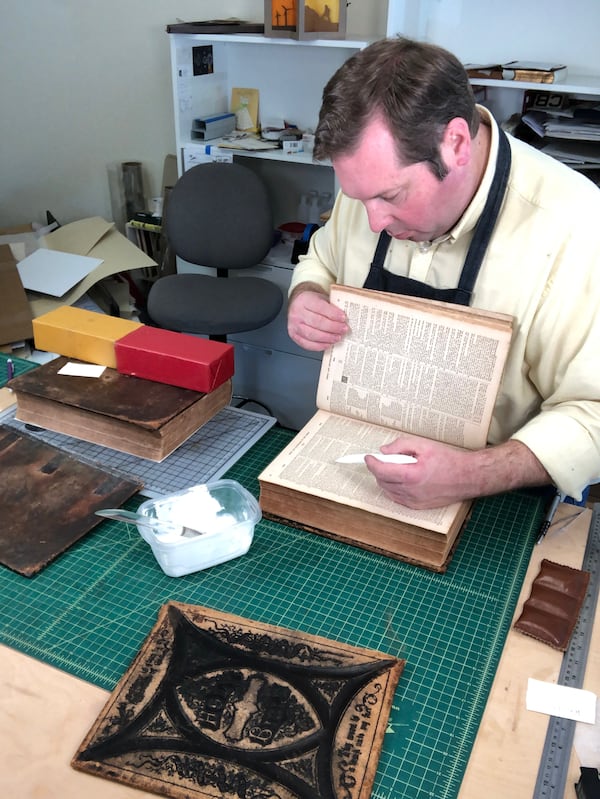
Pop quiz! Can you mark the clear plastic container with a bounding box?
[136,480,261,577]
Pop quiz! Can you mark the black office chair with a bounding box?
[146,162,283,342]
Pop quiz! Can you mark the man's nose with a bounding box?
[365,201,392,234]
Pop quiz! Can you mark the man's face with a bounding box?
[332,115,466,243]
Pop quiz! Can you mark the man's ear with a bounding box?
[441,118,471,167]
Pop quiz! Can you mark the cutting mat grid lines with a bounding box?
[0,425,545,799]
[6,404,276,498]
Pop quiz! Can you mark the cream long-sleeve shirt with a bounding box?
[289,108,600,499]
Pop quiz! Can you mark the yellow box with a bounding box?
[33,306,143,368]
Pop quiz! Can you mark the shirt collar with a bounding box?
[434,105,500,246]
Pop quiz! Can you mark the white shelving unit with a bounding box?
[470,73,600,187]
[470,74,600,126]
[167,30,380,430]
[166,0,600,429]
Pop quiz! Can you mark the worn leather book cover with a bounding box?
[72,601,404,799]
[0,425,141,576]
[9,357,232,461]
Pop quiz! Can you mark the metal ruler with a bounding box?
[533,503,600,798]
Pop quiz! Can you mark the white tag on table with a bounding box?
[526,677,597,724]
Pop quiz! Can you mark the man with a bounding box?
[287,36,600,510]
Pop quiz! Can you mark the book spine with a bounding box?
[128,219,162,233]
[466,69,503,80]
[502,69,558,84]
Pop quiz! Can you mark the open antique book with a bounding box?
[259,285,514,571]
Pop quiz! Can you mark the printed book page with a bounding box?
[317,285,513,451]
[259,409,464,535]
[260,286,512,536]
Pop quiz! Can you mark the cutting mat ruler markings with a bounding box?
[533,503,600,799]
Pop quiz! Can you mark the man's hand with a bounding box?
[365,436,551,509]
[288,285,349,351]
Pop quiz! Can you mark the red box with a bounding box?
[115,325,234,394]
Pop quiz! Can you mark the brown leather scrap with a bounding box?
[514,559,590,650]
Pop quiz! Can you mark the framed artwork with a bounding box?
[265,0,347,40]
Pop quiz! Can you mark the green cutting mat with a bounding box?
[0,423,544,799]
[1,351,38,386]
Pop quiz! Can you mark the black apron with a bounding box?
[363,128,511,306]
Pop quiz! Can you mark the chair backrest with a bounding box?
[165,162,274,270]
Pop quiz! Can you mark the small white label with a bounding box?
[526,677,597,724]
[282,140,303,154]
[58,362,106,378]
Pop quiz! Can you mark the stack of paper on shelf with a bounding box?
[521,94,600,169]
[540,139,600,166]
[259,286,514,571]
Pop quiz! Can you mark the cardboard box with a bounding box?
[114,325,234,393]
[33,306,142,368]
[0,244,33,345]
[26,217,157,318]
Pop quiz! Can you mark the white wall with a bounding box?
[2,0,600,229]
[0,0,262,228]
[419,0,600,72]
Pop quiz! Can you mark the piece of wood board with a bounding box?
[72,601,404,799]
[0,425,141,576]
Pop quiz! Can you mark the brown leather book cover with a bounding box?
[0,425,141,576]
[9,356,209,428]
[73,602,404,799]
[8,357,232,461]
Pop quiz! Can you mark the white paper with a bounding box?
[57,362,106,378]
[526,678,597,724]
[17,248,103,296]
[575,698,600,769]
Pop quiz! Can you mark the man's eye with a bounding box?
[383,190,405,204]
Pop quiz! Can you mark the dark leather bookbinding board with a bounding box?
[73,602,405,799]
[0,425,141,576]
[514,558,590,650]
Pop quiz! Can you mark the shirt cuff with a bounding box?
[511,413,600,500]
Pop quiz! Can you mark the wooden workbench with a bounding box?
[1,502,598,798]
